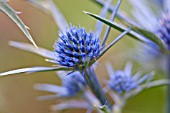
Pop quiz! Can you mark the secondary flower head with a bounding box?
[54,25,100,69]
[106,63,154,94]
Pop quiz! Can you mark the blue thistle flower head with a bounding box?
[54,25,100,69]
[106,63,154,94]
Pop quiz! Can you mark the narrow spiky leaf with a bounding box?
[0,1,37,48]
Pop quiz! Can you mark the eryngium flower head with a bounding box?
[54,25,100,69]
[106,63,154,94]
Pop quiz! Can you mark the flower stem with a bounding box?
[82,67,112,110]
[167,55,170,113]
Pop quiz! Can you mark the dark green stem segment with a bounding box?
[82,67,112,110]
[167,55,170,113]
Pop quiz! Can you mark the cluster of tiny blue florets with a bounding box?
[62,72,86,96]
[54,26,100,69]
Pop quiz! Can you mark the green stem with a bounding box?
[82,67,112,110]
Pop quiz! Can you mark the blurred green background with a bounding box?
[0,0,167,113]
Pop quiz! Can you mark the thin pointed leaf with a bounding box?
[0,1,37,48]
[9,41,55,59]
[0,66,72,76]
[84,11,168,52]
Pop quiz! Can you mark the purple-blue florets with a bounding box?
[54,26,100,69]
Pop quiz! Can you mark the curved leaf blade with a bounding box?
[0,2,37,48]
